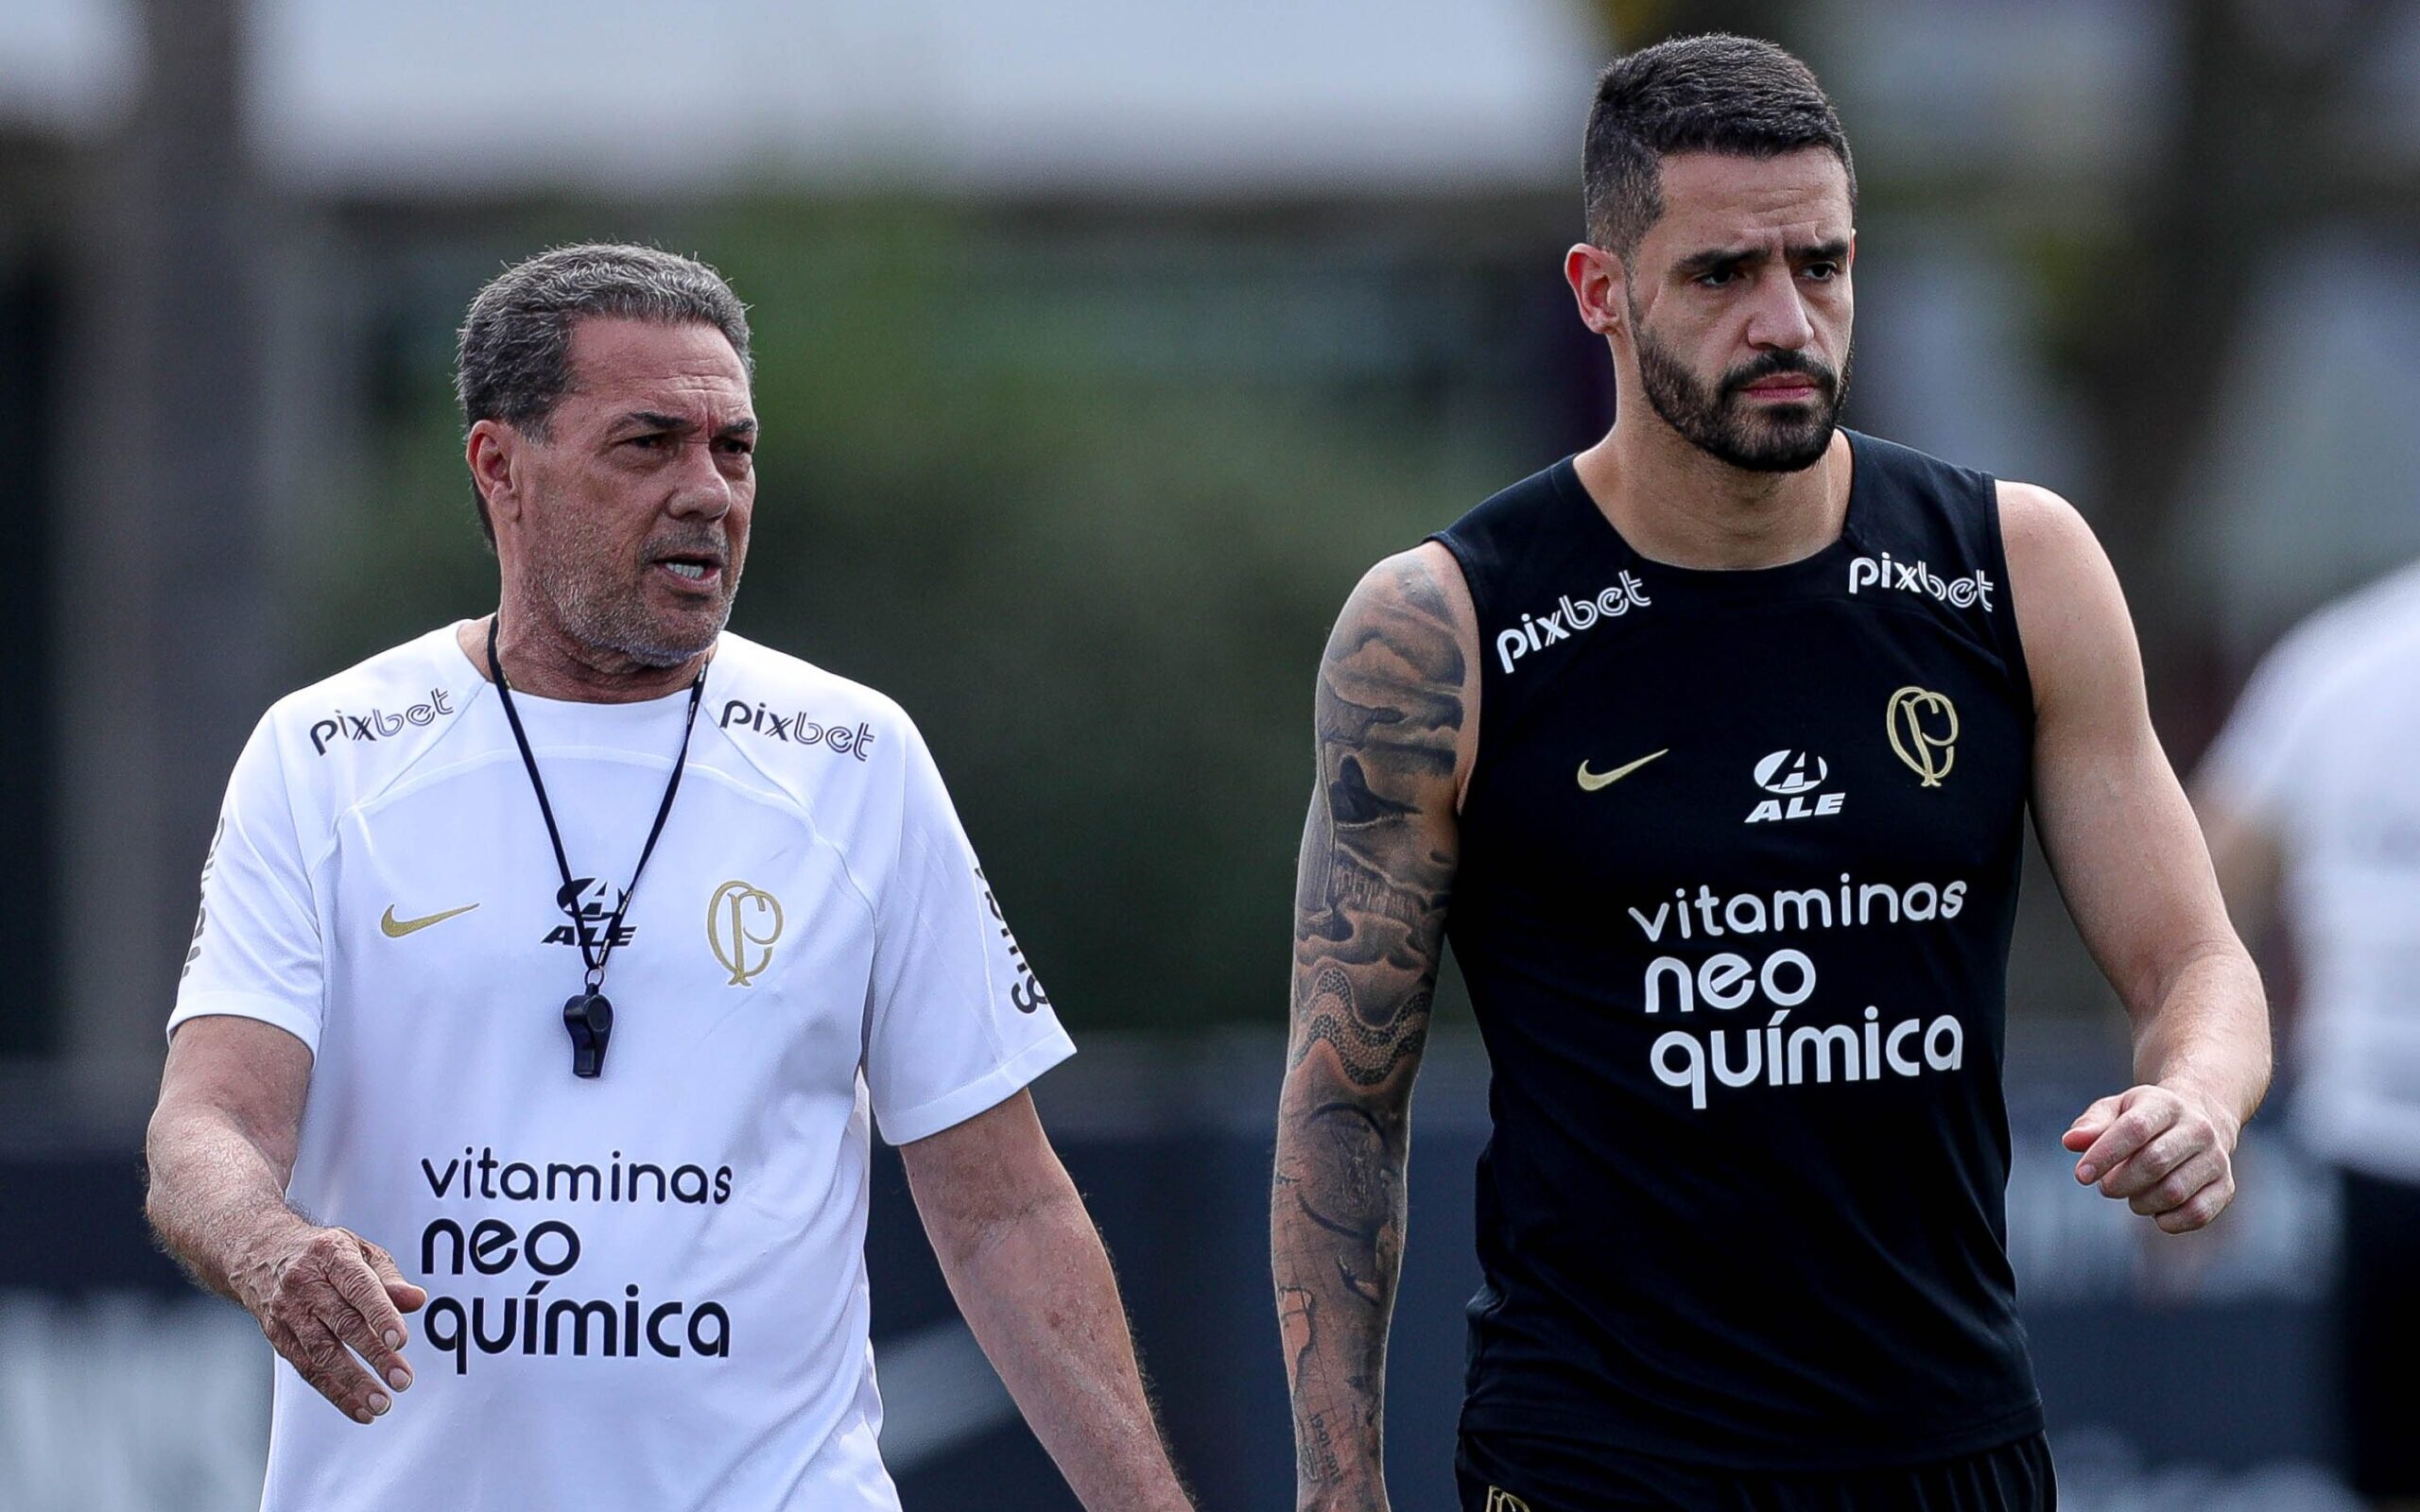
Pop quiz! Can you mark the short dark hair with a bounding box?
[455,243,752,542]
[1582,34,1855,262]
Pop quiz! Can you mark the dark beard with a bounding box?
[1634,329,1848,473]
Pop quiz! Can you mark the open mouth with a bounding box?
[651,552,724,590]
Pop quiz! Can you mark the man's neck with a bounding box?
[457,610,711,704]
[1571,415,1852,571]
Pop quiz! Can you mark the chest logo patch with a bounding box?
[1746,749,1845,823]
[1577,747,1668,791]
[1495,571,1651,675]
[707,881,785,986]
[382,902,479,938]
[545,878,636,949]
[1886,686,1960,787]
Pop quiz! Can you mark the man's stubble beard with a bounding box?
[527,522,740,670]
[1630,303,1850,474]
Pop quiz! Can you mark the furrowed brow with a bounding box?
[617,409,696,435]
[1671,247,1759,280]
[1791,238,1852,265]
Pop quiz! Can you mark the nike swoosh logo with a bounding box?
[1576,748,1668,792]
[381,903,479,938]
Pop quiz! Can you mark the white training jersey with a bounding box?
[170,624,1074,1512]
[2201,561,2420,1182]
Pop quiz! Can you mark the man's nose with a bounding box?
[665,441,733,519]
[1745,277,1815,352]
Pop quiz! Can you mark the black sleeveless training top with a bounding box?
[1431,430,2043,1469]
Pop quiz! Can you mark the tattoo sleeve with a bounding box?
[1272,550,1468,1512]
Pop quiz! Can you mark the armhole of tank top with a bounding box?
[1425,528,1489,813]
[1978,475,2038,731]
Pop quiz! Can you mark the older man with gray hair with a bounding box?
[143,243,1193,1512]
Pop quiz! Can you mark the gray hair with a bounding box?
[456,243,753,542]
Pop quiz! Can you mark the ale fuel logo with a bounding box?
[1886,686,1959,787]
[707,880,785,986]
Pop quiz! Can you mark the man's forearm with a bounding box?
[2065,936,2272,1233]
[1271,1057,1409,1511]
[144,1102,312,1311]
[1272,549,1466,1511]
[933,1181,1192,1512]
[2134,939,2272,1133]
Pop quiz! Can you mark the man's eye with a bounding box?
[626,434,669,450]
[1694,269,1738,288]
[1803,262,1841,282]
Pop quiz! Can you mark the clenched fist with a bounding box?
[2064,1083,2239,1234]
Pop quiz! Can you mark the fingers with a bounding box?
[324,1251,416,1396]
[357,1237,428,1319]
[2073,1088,2182,1184]
[2062,1094,2122,1153]
[2153,1163,2238,1232]
[2095,1124,2202,1200]
[258,1228,417,1423]
[2066,1085,2241,1234]
[2126,1146,2228,1218]
[269,1313,391,1424]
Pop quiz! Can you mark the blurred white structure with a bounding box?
[0,0,1605,191]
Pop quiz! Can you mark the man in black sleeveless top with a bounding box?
[1271,35,2272,1512]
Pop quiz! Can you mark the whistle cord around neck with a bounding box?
[486,616,707,1075]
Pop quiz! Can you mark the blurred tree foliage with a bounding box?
[306,195,1573,1032]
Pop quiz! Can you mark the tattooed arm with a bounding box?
[1272,543,1478,1512]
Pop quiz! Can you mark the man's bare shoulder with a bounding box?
[1323,543,1480,799]
[1332,542,1474,639]
[1995,479,2100,571]
[1994,480,2149,730]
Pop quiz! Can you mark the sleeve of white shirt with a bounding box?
[2200,617,2358,836]
[165,713,327,1054]
[863,722,1075,1144]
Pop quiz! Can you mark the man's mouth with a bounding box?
[1738,374,1823,401]
[650,551,725,590]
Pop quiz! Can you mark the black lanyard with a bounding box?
[486,616,706,1078]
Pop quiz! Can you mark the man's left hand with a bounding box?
[2063,1084,2239,1233]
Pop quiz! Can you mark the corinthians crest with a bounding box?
[1886,685,1959,788]
[706,880,785,986]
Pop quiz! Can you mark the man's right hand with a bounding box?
[236,1220,426,1424]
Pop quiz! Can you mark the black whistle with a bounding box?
[563,991,614,1078]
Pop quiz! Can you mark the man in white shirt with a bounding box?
[2197,559,2420,1511]
[143,243,1196,1512]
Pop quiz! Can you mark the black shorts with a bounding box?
[2340,1166,2420,1498]
[1456,1429,2055,1512]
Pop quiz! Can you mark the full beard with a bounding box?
[1634,328,1849,474]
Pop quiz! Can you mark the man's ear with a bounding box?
[467,419,525,527]
[1564,244,1629,336]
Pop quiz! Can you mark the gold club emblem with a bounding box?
[707,880,785,987]
[1886,686,1959,788]
[1485,1490,1534,1512]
